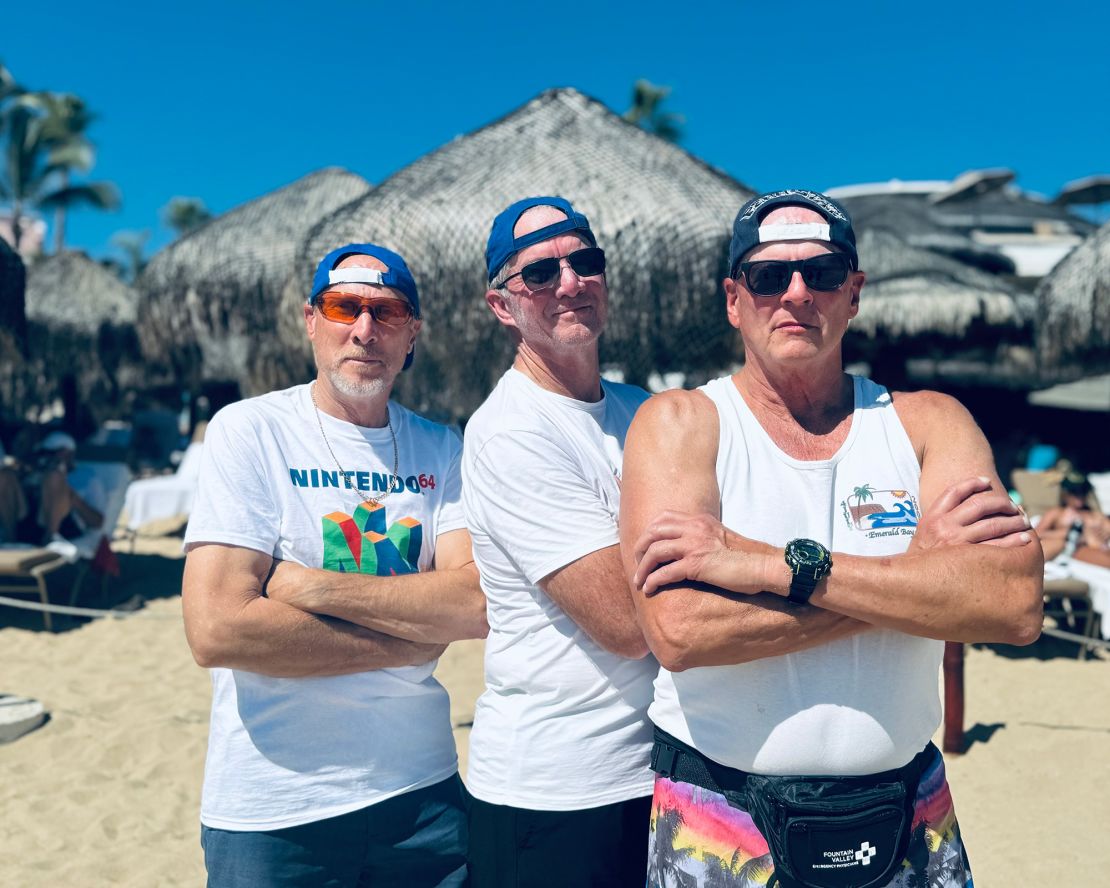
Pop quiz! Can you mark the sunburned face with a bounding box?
[724,206,864,367]
[304,254,420,401]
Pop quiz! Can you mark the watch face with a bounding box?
[789,539,828,567]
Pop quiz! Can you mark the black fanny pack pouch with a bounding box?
[741,767,919,888]
[650,727,930,888]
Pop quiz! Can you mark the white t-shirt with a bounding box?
[650,375,942,776]
[184,384,465,831]
[462,368,657,810]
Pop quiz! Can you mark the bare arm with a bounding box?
[540,544,649,659]
[633,392,1043,646]
[182,543,446,677]
[264,528,488,643]
[619,390,866,672]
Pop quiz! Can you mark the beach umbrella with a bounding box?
[23,251,141,426]
[847,229,1036,386]
[138,167,371,394]
[1055,175,1110,207]
[1035,220,1110,379]
[839,193,1015,275]
[281,88,755,422]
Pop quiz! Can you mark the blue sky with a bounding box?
[5,0,1108,261]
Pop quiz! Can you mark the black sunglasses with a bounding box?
[737,253,852,297]
[497,247,606,290]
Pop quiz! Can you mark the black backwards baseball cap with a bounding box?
[728,189,859,277]
[310,242,421,370]
[486,196,596,282]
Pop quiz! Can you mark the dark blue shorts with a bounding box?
[201,775,468,887]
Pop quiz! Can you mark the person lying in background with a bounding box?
[1037,472,1110,568]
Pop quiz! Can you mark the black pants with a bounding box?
[466,792,651,888]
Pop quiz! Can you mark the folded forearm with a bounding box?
[193,596,442,677]
[642,587,870,671]
[276,567,487,643]
[812,543,1043,644]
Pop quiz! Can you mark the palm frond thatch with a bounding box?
[852,229,1033,340]
[278,88,755,421]
[20,251,142,424]
[1035,221,1110,378]
[25,251,137,332]
[840,193,1015,274]
[137,167,372,390]
[0,236,27,351]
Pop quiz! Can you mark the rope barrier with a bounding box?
[1039,625,1110,651]
[0,595,177,620]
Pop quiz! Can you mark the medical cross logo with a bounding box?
[855,841,877,866]
[321,500,422,575]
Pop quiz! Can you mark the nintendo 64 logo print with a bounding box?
[841,482,919,539]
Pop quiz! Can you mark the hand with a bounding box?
[631,510,776,597]
[911,476,1032,552]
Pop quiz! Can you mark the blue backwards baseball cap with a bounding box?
[485,196,596,282]
[310,242,421,370]
[728,189,858,277]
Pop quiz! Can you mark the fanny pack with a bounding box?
[650,726,931,888]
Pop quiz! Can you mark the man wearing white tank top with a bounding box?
[462,197,658,886]
[620,190,1043,888]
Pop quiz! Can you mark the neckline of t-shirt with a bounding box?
[297,384,400,441]
[506,367,607,415]
[724,374,864,470]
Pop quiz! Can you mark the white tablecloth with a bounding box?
[123,442,203,530]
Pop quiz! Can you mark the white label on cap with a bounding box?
[758,222,831,243]
[329,268,386,285]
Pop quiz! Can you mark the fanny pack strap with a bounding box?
[650,725,752,797]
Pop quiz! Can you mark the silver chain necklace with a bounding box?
[310,382,399,507]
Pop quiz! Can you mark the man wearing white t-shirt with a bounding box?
[182,243,487,887]
[462,197,657,886]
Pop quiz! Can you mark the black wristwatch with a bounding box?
[784,539,832,604]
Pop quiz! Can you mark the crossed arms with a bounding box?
[619,387,1044,672]
[182,528,487,678]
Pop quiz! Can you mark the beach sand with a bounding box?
[2,536,1108,885]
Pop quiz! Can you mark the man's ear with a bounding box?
[723,277,743,330]
[304,302,317,338]
[486,289,518,329]
[848,270,865,317]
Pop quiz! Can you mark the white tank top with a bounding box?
[649,375,942,776]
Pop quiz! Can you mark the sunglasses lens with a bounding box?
[802,254,850,290]
[319,295,360,323]
[520,258,561,288]
[744,262,792,296]
[372,301,414,326]
[567,248,606,277]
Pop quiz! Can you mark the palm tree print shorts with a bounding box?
[647,744,973,887]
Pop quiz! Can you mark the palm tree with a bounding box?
[111,229,150,281]
[162,196,212,237]
[624,79,684,143]
[0,89,120,253]
[853,483,875,503]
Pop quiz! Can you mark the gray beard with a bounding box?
[325,365,390,400]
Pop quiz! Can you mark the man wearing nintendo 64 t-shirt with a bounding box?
[183,242,487,887]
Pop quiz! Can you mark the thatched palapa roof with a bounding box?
[20,251,142,423]
[839,194,1016,274]
[279,88,755,421]
[851,229,1033,341]
[1035,220,1110,379]
[138,167,372,391]
[0,236,26,352]
[26,251,137,332]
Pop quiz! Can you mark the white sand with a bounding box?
[1,538,1107,885]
